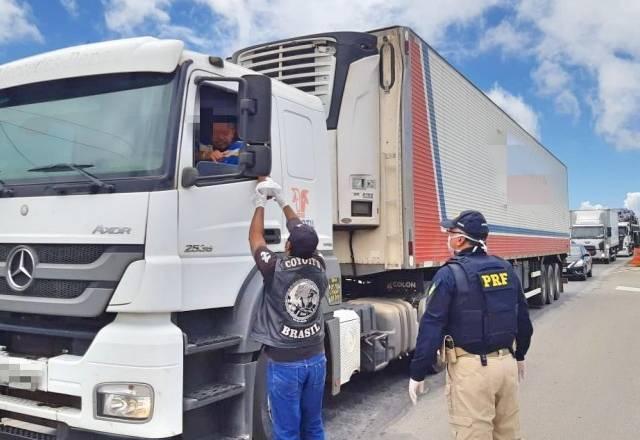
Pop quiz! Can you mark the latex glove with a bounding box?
[408,379,426,405]
[517,361,526,382]
[253,190,267,209]
[256,177,287,208]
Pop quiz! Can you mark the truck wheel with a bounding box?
[252,353,273,440]
[553,263,561,300]
[604,257,610,264]
[531,266,546,306]
[545,265,555,304]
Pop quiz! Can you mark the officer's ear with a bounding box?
[285,240,292,253]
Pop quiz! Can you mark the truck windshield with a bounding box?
[571,226,605,239]
[0,71,178,192]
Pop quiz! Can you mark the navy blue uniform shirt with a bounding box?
[410,247,533,381]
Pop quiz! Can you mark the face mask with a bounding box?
[447,234,465,255]
[447,233,488,255]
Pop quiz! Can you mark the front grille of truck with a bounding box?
[0,424,56,440]
[0,244,143,316]
[0,279,89,299]
[0,244,107,265]
[0,311,116,357]
[235,37,337,111]
[0,387,81,410]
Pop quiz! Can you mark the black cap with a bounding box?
[287,219,319,257]
[440,210,489,240]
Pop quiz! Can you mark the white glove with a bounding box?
[517,361,526,382]
[253,190,267,209]
[408,379,426,405]
[256,177,287,208]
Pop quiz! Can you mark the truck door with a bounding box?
[177,70,283,309]
[275,96,332,248]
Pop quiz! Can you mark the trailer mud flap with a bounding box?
[324,316,341,396]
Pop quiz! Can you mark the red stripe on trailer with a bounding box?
[488,235,570,258]
[410,38,449,264]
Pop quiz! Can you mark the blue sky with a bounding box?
[1,0,639,213]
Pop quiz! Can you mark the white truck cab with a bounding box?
[0,37,335,440]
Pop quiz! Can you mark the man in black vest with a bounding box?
[409,210,533,439]
[249,177,328,440]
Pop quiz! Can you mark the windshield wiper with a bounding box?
[0,178,14,197]
[28,163,115,193]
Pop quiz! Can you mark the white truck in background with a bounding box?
[617,208,639,256]
[571,209,620,262]
[0,27,569,440]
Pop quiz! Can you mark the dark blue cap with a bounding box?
[287,219,319,257]
[440,210,489,240]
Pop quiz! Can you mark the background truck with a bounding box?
[617,209,639,256]
[570,209,620,262]
[0,26,569,440]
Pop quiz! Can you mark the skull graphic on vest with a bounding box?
[285,278,320,323]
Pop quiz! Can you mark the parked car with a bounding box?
[564,244,593,281]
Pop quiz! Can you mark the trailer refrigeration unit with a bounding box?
[571,209,620,262]
[0,26,569,440]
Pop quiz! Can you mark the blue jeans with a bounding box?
[267,353,326,440]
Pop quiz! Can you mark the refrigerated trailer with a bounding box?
[0,26,568,440]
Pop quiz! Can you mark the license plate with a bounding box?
[0,355,47,391]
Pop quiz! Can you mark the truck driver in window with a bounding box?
[198,116,244,165]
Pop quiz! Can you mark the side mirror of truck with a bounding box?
[239,144,271,177]
[237,74,272,145]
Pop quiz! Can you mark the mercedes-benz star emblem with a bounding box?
[20,205,29,216]
[6,247,37,292]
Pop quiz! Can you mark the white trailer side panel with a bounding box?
[405,31,570,266]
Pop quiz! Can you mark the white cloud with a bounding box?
[532,59,570,93]
[103,0,172,35]
[478,20,532,55]
[60,0,78,16]
[624,192,640,215]
[579,201,607,210]
[531,60,581,120]
[0,0,43,45]
[196,0,503,54]
[157,24,210,50]
[486,83,541,139]
[496,0,640,150]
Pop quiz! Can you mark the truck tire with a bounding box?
[531,266,546,306]
[252,353,273,440]
[545,265,554,304]
[553,263,561,300]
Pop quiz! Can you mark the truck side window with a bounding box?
[195,85,246,177]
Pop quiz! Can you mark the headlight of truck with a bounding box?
[96,383,153,422]
[575,260,584,267]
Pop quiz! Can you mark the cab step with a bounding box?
[183,382,245,412]
[184,334,242,355]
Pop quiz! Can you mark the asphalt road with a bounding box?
[324,257,640,439]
